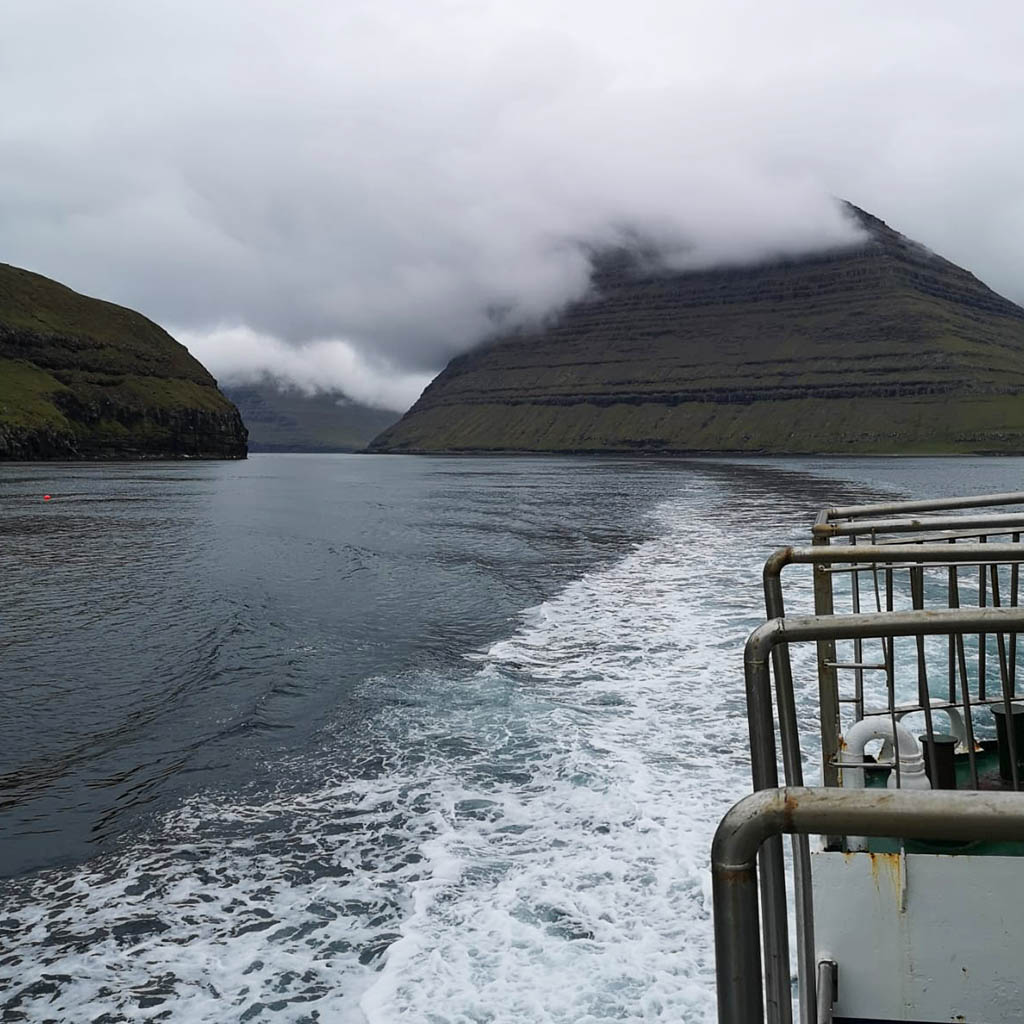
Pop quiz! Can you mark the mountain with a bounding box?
[371,205,1024,455]
[0,263,246,459]
[223,382,398,452]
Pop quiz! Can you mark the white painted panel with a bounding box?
[812,850,1023,1023]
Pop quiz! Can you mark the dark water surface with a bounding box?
[1,454,1022,1022]
[1,456,673,876]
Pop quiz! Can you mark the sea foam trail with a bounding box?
[359,489,777,1023]
[0,484,811,1022]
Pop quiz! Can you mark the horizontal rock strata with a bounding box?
[0,263,246,459]
[371,206,1024,454]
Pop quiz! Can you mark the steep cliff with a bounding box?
[0,263,246,459]
[371,206,1024,455]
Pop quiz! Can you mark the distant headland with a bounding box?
[0,263,246,460]
[370,204,1024,456]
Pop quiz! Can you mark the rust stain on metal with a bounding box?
[782,791,800,832]
[866,851,901,894]
[715,867,756,885]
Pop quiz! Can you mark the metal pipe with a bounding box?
[815,960,837,1024]
[839,719,929,850]
[876,527,1024,545]
[761,546,1024,776]
[1011,533,1019,695]
[762,558,815,1024]
[947,545,956,704]
[885,569,898,790]
[770,543,1024,567]
[759,554,1024,1020]
[746,609,1024,661]
[980,553,988,701]
[990,563,1020,789]
[821,559,1021,572]
[744,630,792,1024]
[743,608,1024,1021]
[824,491,1024,521]
[851,553,864,720]
[809,539,841,790]
[712,787,1024,1024]
[814,512,1024,539]
[910,566,940,785]
[949,562,980,787]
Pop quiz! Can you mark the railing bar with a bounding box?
[826,757,900,768]
[869,530,888,708]
[948,565,979,789]
[822,512,1024,538]
[779,542,1024,566]
[872,529,1024,545]
[910,567,940,787]
[823,558,1024,573]
[991,563,1012,698]
[712,786,1024,1024]
[865,693,1024,711]
[825,662,888,670]
[978,540,987,701]
[850,544,865,720]
[990,562,1020,791]
[948,539,956,704]
[1012,532,1020,696]
[870,528,883,617]
[811,535,841,792]
[826,490,1024,520]
[886,567,900,789]
[760,556,815,1024]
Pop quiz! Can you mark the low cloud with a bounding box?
[175,325,432,413]
[5,1,1024,409]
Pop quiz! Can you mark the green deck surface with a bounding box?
[862,748,1024,855]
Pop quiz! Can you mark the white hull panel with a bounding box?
[812,850,1023,1023]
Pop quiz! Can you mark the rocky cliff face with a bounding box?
[371,205,1024,455]
[0,263,246,459]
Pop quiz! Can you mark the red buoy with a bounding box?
[43,494,52,501]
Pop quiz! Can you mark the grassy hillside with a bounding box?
[371,206,1024,455]
[0,263,246,459]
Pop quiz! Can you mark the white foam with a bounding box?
[1,481,815,1022]
[355,491,773,1021]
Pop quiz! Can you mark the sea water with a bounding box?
[2,454,1022,1021]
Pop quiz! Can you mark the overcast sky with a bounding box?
[4,1,1024,410]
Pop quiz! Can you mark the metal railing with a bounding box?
[807,495,1024,754]
[763,543,1024,791]
[812,490,1024,542]
[715,493,1024,1024]
[712,786,1024,1024]
[743,607,1024,1024]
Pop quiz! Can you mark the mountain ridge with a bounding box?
[0,263,246,459]
[224,381,398,452]
[370,204,1024,455]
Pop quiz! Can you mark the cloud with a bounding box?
[174,325,432,413]
[4,1,1024,407]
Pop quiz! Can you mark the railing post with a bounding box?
[745,629,792,1024]
[811,530,840,790]
[713,787,1024,1024]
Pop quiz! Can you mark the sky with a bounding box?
[4,0,1024,411]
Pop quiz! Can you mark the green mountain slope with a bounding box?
[371,205,1024,455]
[0,263,246,459]
[223,382,398,451]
